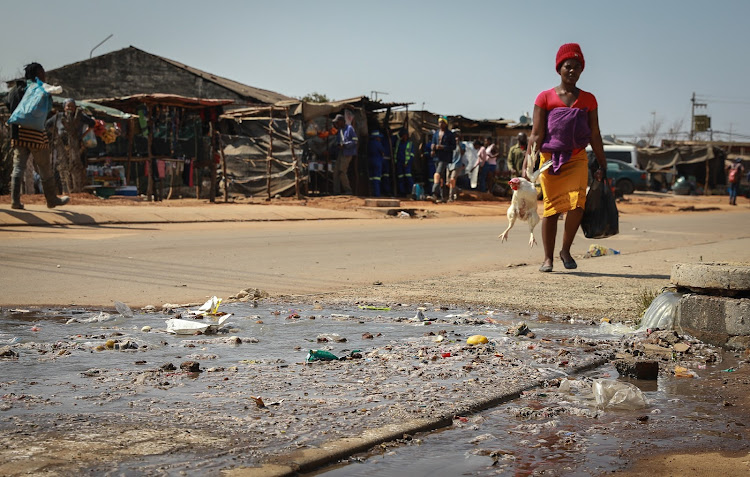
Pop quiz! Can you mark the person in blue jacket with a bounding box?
[423,132,435,196]
[367,130,386,197]
[430,117,456,202]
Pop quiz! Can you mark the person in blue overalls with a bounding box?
[393,128,415,196]
[367,130,386,197]
[423,131,435,196]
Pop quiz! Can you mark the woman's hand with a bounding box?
[594,167,604,182]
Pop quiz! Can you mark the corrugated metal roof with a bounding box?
[36,46,292,105]
[88,93,234,111]
[145,48,293,105]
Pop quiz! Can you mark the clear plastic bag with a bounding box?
[592,379,648,410]
[638,291,682,331]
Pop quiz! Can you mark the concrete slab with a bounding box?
[672,262,750,293]
[363,198,400,207]
[676,294,750,347]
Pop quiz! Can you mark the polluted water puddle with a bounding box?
[312,361,749,477]
[0,300,744,475]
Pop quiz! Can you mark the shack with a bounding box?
[219,97,411,199]
[87,93,234,201]
[638,143,728,193]
[37,46,291,107]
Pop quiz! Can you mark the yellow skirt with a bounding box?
[539,149,588,217]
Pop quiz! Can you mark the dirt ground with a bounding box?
[2,190,749,476]
[4,188,742,216]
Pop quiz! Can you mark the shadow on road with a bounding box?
[569,271,671,280]
[0,208,99,226]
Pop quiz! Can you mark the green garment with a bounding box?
[507,144,526,173]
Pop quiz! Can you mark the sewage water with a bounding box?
[312,359,748,477]
[0,302,745,476]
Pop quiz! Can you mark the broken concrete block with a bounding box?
[364,198,400,207]
[676,294,750,347]
[613,358,659,380]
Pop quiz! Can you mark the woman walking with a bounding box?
[525,43,607,272]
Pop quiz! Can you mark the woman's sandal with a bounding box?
[560,251,577,270]
[539,263,553,272]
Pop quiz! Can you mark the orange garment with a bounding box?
[539,149,588,217]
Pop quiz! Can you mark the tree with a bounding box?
[300,92,331,103]
[664,118,685,142]
[639,113,663,146]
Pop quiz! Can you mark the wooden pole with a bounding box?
[285,107,301,199]
[267,107,274,199]
[167,107,181,200]
[209,121,216,203]
[126,118,134,187]
[146,112,154,201]
[325,118,331,195]
[705,150,711,196]
[352,110,359,196]
[384,107,396,196]
[404,105,409,195]
[218,129,228,203]
[194,120,200,199]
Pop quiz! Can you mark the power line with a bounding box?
[696,97,750,106]
[695,95,750,105]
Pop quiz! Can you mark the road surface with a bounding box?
[1,211,749,308]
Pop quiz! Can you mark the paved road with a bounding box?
[1,212,748,307]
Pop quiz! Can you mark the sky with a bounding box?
[2,0,750,144]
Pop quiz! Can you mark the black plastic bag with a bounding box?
[581,178,619,239]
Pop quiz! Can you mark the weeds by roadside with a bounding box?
[634,288,660,327]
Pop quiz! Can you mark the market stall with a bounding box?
[87,93,234,201]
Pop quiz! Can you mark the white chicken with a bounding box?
[498,145,551,247]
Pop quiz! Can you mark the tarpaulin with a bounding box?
[638,145,727,185]
[220,117,305,197]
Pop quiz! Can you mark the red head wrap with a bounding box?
[556,43,585,72]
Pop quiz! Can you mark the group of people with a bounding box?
[423,127,530,203]
[364,118,532,203]
[365,127,417,198]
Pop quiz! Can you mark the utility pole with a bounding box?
[690,92,708,141]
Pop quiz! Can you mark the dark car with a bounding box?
[588,157,648,195]
[606,160,648,194]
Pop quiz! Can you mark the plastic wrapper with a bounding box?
[674,366,698,378]
[165,319,210,335]
[306,349,339,362]
[592,379,648,410]
[114,301,134,318]
[638,291,682,331]
[197,296,222,315]
[585,244,620,257]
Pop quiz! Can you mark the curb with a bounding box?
[225,353,612,476]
